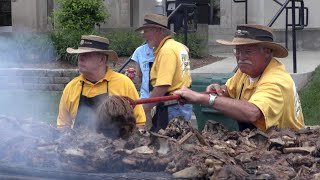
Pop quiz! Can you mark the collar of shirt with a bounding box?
[79,68,114,84]
[154,36,172,55]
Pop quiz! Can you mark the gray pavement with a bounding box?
[191,50,320,90]
[191,50,320,74]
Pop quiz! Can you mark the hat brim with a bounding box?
[216,38,288,58]
[66,47,118,62]
[135,24,175,34]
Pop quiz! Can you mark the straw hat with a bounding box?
[136,13,174,33]
[67,35,118,62]
[216,24,288,58]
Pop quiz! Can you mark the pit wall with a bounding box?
[0,68,312,92]
[0,68,79,91]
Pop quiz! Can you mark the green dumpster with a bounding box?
[191,73,239,131]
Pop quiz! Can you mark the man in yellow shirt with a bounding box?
[174,24,305,131]
[57,35,146,132]
[136,13,192,132]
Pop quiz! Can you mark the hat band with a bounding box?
[79,39,109,50]
[235,34,273,42]
[144,19,168,29]
[235,27,274,42]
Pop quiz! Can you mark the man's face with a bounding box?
[233,44,270,78]
[141,27,158,48]
[78,52,105,74]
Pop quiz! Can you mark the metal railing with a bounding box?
[233,0,248,24]
[232,0,308,73]
[167,3,197,47]
[285,0,308,48]
[268,0,308,73]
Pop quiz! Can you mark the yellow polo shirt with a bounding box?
[150,36,192,94]
[57,69,146,128]
[226,58,305,131]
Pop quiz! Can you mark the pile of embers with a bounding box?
[0,115,319,179]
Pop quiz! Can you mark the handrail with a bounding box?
[167,3,197,20]
[231,0,308,73]
[233,0,247,24]
[273,0,284,6]
[268,0,291,27]
[268,0,308,73]
[167,3,197,47]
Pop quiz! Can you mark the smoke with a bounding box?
[0,32,57,67]
[0,32,59,121]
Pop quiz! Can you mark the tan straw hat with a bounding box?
[216,24,288,58]
[136,13,174,33]
[67,35,118,62]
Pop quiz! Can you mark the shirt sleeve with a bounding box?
[248,82,284,129]
[57,88,73,128]
[154,50,177,86]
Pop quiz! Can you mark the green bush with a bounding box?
[174,32,205,58]
[52,0,109,31]
[104,30,144,56]
[50,0,109,64]
[50,30,101,65]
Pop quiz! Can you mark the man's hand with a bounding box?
[173,87,201,104]
[206,84,228,97]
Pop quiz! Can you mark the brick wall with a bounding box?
[0,68,79,91]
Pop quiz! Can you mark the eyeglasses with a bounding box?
[233,48,257,57]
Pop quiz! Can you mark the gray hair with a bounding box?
[259,45,274,58]
[160,28,173,37]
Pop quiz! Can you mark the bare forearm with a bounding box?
[196,94,262,123]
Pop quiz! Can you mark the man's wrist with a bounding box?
[208,94,217,106]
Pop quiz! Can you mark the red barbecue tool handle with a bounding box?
[134,90,217,105]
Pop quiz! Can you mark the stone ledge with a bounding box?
[0,69,79,91]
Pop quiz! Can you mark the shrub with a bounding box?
[50,30,101,65]
[52,0,109,31]
[174,32,205,58]
[50,0,109,64]
[104,29,144,57]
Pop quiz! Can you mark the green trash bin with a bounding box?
[191,73,239,131]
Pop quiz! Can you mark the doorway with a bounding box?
[0,0,11,26]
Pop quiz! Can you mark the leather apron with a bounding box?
[150,102,170,133]
[74,81,108,129]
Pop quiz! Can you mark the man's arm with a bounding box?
[57,91,73,128]
[134,62,142,87]
[174,87,263,123]
[134,62,142,78]
[211,96,263,123]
